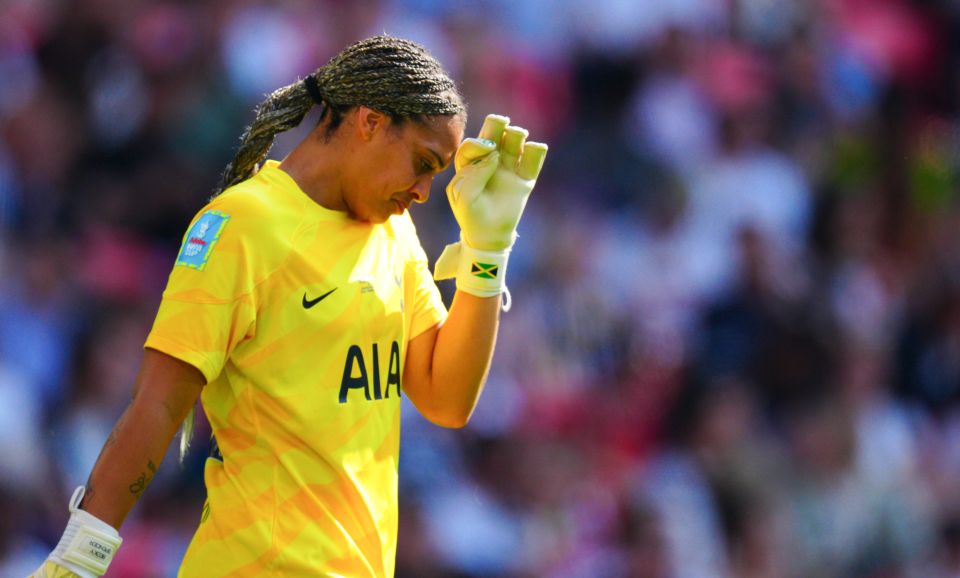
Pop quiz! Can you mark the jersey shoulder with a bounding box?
[176,174,305,281]
[212,171,304,232]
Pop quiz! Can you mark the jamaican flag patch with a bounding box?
[471,262,499,279]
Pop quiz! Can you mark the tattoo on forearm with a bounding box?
[80,482,95,509]
[129,460,158,498]
[104,428,119,449]
[80,422,124,508]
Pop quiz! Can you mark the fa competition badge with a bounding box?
[176,210,230,270]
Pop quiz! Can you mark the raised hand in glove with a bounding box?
[434,114,547,302]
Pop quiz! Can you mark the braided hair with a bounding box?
[213,35,465,195]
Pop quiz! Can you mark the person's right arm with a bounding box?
[31,348,204,578]
[80,347,205,528]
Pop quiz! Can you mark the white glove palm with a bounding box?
[446,114,548,251]
[434,114,547,304]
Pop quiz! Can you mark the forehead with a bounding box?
[404,115,464,158]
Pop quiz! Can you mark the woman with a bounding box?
[33,35,546,577]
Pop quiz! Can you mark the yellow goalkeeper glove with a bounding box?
[29,487,122,578]
[29,560,83,578]
[434,114,548,306]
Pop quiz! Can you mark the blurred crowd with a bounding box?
[2,0,960,576]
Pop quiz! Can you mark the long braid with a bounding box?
[214,82,315,194]
[213,35,464,196]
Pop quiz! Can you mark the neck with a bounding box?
[278,132,347,212]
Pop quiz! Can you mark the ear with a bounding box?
[354,106,387,142]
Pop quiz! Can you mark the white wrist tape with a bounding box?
[49,487,122,578]
[434,239,512,310]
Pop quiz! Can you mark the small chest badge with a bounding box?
[175,210,230,270]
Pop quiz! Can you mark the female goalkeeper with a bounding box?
[33,35,546,578]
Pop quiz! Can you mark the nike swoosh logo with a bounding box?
[302,288,337,309]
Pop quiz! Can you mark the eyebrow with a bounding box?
[425,147,450,171]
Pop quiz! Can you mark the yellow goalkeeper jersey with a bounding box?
[144,160,447,577]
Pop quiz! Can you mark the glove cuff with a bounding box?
[434,238,511,300]
[49,487,122,578]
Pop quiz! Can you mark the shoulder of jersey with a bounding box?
[199,180,304,270]
[213,176,303,231]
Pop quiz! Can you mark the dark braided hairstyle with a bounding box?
[213,35,464,195]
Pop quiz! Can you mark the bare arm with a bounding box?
[403,291,501,428]
[79,348,205,528]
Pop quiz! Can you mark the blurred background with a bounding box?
[2,0,960,576]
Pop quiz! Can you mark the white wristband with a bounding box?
[434,239,513,310]
[48,487,122,578]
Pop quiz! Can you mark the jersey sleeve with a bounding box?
[403,219,448,340]
[145,191,281,383]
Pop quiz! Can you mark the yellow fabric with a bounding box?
[145,160,447,577]
[29,560,82,578]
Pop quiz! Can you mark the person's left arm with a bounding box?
[403,114,546,428]
[402,292,500,428]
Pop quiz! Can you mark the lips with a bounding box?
[393,200,408,215]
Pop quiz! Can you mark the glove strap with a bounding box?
[49,487,122,578]
[434,239,513,311]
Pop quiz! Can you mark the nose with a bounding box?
[409,175,432,204]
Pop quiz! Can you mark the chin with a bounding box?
[358,211,390,225]
[345,206,384,224]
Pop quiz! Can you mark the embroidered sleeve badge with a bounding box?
[175,210,230,270]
